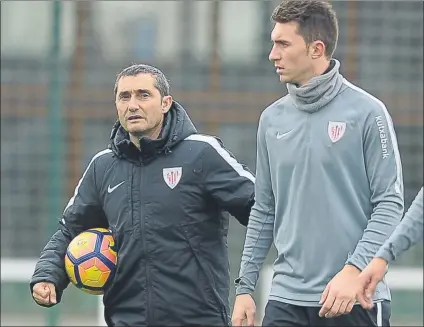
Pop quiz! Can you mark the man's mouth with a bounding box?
[128,115,143,121]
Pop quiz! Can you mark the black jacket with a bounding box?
[30,102,255,326]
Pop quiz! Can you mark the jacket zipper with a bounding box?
[138,164,151,325]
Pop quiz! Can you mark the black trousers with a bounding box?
[262,300,391,327]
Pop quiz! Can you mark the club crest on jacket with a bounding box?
[163,167,182,189]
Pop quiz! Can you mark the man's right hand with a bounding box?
[231,294,256,326]
[32,282,57,306]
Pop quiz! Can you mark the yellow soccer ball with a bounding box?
[65,228,117,295]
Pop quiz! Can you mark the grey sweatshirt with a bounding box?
[375,187,423,262]
[236,59,404,306]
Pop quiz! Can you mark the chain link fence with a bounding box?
[1,1,422,325]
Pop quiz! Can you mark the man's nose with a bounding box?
[128,96,139,111]
[269,45,278,62]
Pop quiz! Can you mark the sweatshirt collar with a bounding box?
[286,59,344,113]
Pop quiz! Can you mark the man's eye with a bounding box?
[274,41,289,47]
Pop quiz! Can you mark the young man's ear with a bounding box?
[161,95,173,113]
[311,40,326,59]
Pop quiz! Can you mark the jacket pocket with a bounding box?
[181,229,229,325]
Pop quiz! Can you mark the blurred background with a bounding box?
[1,1,423,326]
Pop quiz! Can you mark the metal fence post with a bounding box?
[46,1,64,325]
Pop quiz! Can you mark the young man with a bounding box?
[232,1,404,326]
[30,64,255,326]
[356,187,423,309]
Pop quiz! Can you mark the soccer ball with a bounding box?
[65,228,117,295]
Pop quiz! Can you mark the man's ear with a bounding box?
[310,40,326,59]
[161,95,173,113]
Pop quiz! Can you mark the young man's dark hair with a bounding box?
[271,0,339,58]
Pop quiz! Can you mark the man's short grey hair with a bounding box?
[114,64,170,98]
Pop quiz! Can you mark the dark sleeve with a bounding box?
[199,135,255,226]
[30,151,110,306]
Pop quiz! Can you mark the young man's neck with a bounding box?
[315,58,333,76]
[297,59,332,87]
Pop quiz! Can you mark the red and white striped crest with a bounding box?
[328,121,346,143]
[163,167,182,189]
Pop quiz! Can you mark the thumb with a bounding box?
[36,283,51,298]
[246,309,255,327]
[357,289,373,310]
[232,317,243,327]
[231,306,245,327]
[48,284,57,304]
[365,278,379,300]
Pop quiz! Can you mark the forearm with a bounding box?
[235,207,274,295]
[30,228,72,300]
[235,111,274,295]
[346,199,403,270]
[375,188,423,262]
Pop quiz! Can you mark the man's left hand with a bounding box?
[319,265,361,318]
